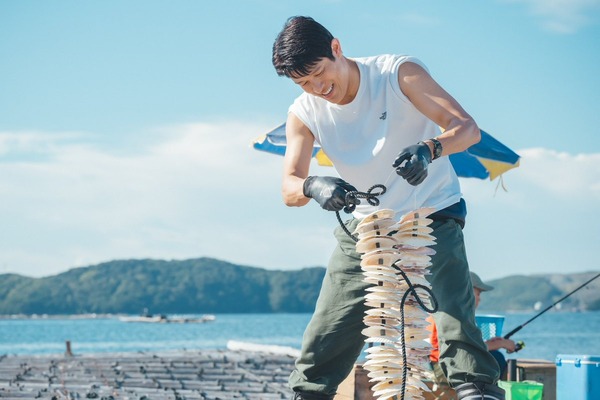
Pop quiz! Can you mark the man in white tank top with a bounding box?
[272,16,505,400]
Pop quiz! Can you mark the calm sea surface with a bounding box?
[1,312,599,361]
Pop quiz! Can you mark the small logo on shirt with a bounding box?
[379,112,387,120]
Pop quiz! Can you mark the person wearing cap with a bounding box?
[470,272,517,375]
[429,272,517,394]
[471,272,517,353]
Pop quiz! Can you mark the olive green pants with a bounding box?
[289,218,500,395]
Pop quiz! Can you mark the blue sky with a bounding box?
[1,0,599,280]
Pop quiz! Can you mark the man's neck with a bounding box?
[339,58,360,105]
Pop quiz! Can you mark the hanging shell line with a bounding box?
[355,207,439,400]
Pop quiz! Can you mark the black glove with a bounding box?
[303,176,359,212]
[392,142,432,186]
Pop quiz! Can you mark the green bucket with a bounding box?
[498,380,544,400]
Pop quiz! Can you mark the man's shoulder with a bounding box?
[354,54,411,66]
[354,54,421,76]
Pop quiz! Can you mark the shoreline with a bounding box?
[0,313,120,320]
[2,341,301,359]
[2,309,598,322]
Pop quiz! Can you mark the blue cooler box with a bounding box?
[556,354,600,400]
[475,314,504,341]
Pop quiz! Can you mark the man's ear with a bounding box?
[331,38,342,58]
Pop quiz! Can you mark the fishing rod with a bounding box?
[503,271,600,340]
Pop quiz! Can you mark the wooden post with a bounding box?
[65,340,74,357]
[506,359,518,381]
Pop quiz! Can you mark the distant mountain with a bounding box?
[0,258,598,314]
[478,271,600,313]
[0,258,325,315]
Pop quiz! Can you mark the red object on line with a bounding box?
[427,315,440,363]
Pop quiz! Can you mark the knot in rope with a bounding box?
[343,184,387,214]
[336,184,387,242]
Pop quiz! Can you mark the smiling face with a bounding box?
[291,39,359,105]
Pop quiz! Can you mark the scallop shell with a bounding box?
[361,268,400,281]
[358,209,397,225]
[397,246,436,256]
[361,325,402,338]
[373,376,431,394]
[357,228,397,240]
[361,251,402,267]
[363,359,405,369]
[364,300,401,310]
[364,336,399,345]
[356,236,398,253]
[363,276,402,287]
[397,253,431,263]
[394,236,436,248]
[398,207,436,223]
[393,231,436,241]
[396,224,434,234]
[365,308,404,319]
[396,218,433,231]
[364,292,403,302]
[361,260,399,271]
[367,364,429,378]
[364,319,402,330]
[373,385,424,400]
[365,285,403,294]
[365,349,402,359]
[365,367,406,380]
[355,219,398,235]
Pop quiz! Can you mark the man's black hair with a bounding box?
[272,16,335,78]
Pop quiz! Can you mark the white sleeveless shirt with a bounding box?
[289,54,462,219]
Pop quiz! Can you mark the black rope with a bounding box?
[391,264,439,400]
[336,184,387,242]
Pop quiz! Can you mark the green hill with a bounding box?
[478,271,600,312]
[0,258,598,314]
[0,258,325,314]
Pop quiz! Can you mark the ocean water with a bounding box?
[1,311,599,362]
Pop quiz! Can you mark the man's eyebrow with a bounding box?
[310,65,324,75]
[290,62,324,82]
[302,64,322,77]
[291,76,307,84]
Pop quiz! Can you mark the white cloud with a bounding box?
[516,148,600,198]
[461,148,600,202]
[0,131,88,156]
[505,0,600,33]
[0,122,334,277]
[460,147,599,280]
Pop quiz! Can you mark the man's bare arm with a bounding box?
[282,113,315,207]
[398,62,481,157]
